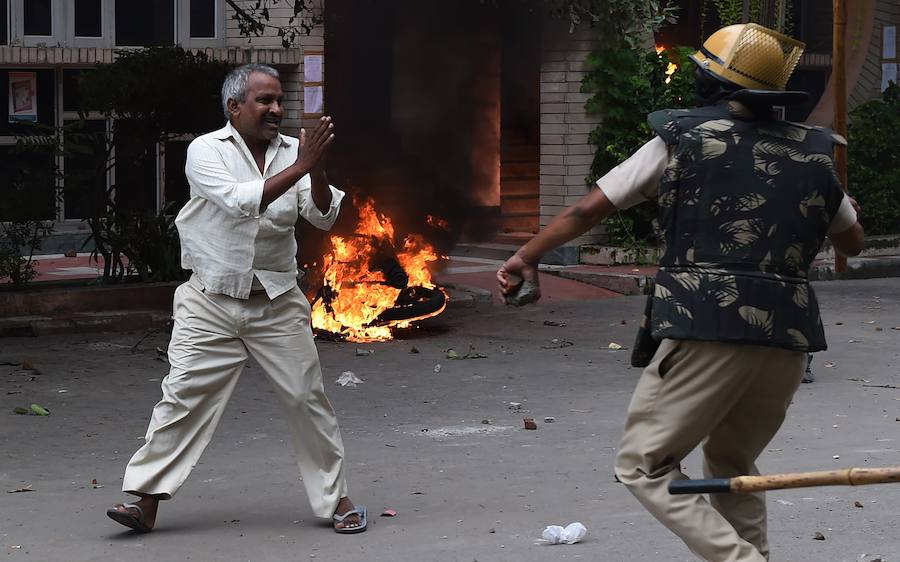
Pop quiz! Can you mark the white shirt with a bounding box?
[596,136,858,234]
[176,122,345,300]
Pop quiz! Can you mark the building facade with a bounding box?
[0,1,318,251]
[1,1,895,260]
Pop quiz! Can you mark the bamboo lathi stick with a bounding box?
[669,467,900,495]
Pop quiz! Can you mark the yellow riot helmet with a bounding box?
[690,23,805,91]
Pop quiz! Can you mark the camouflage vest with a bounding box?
[631,103,846,367]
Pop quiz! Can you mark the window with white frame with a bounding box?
[23,0,51,36]
[69,0,114,47]
[190,0,215,38]
[1,0,9,45]
[9,1,110,48]
[7,1,224,48]
[178,0,224,48]
[74,0,101,37]
[0,68,59,221]
[114,0,175,47]
[14,0,65,46]
[61,69,109,221]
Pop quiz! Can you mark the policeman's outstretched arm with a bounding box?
[497,187,618,296]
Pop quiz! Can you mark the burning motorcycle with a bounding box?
[309,197,448,342]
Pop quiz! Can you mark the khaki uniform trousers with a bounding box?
[614,338,805,562]
[122,276,348,518]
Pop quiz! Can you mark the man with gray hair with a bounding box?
[106,63,366,534]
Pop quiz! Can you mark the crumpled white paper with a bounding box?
[540,522,587,545]
[335,371,364,388]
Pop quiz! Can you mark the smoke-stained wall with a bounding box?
[390,1,501,209]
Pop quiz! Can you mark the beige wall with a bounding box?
[539,21,604,251]
[224,0,326,136]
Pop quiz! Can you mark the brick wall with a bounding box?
[539,21,604,261]
[224,0,326,136]
[224,0,325,49]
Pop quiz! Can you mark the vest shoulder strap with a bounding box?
[647,109,684,144]
[647,106,732,145]
[784,121,848,151]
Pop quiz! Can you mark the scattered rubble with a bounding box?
[446,347,487,359]
[13,404,49,416]
[541,339,574,349]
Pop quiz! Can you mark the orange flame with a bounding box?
[665,61,678,84]
[310,197,447,342]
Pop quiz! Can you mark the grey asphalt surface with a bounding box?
[2,278,899,562]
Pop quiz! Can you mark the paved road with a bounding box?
[2,279,899,561]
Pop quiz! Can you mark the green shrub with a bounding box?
[582,45,696,248]
[847,83,900,235]
[63,47,228,283]
[0,141,55,288]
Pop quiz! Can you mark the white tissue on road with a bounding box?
[335,371,364,387]
[540,522,587,545]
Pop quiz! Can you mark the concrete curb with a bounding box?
[0,281,180,317]
[441,283,494,307]
[553,270,652,296]
[0,310,173,337]
[810,255,900,281]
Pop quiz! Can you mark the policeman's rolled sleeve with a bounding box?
[827,194,858,234]
[595,136,669,210]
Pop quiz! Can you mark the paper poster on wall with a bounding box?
[884,26,897,59]
[304,85,324,115]
[883,63,898,91]
[8,72,37,123]
[304,54,324,82]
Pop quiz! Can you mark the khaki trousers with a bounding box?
[122,276,347,518]
[614,339,805,562]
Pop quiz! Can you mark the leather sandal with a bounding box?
[332,505,367,534]
[106,503,153,533]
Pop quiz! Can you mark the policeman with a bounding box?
[497,24,864,561]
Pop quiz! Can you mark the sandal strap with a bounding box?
[119,503,143,518]
[332,508,361,522]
